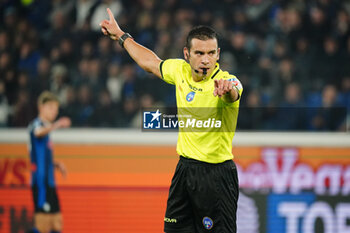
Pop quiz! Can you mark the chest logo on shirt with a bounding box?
[186,91,195,102]
[189,84,203,92]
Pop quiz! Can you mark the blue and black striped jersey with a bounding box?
[28,117,55,208]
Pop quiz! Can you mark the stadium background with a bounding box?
[0,0,350,233]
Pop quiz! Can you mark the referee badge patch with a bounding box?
[202,216,213,230]
[186,91,195,102]
[228,77,243,91]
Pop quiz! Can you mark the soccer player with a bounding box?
[100,8,243,233]
[28,91,71,233]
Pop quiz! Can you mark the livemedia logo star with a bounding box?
[143,109,162,129]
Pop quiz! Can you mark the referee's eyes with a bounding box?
[195,51,216,56]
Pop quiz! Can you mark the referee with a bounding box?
[100,8,243,233]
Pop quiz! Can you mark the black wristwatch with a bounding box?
[118,33,133,48]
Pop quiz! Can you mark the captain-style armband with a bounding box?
[118,33,133,48]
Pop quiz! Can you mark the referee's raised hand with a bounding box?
[100,8,124,41]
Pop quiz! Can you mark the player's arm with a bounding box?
[213,79,240,103]
[34,117,71,138]
[100,8,162,78]
[54,161,67,178]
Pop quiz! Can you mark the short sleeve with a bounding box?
[32,119,43,137]
[159,59,187,85]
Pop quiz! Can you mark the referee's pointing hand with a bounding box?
[213,79,233,98]
[100,8,123,40]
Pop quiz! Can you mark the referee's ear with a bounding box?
[183,47,189,61]
[216,47,221,61]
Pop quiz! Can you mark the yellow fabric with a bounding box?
[160,59,243,163]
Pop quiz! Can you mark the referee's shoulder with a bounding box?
[217,69,238,80]
[163,58,186,63]
[164,58,189,70]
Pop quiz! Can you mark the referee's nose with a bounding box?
[201,55,210,65]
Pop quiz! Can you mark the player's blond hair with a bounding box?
[37,91,59,106]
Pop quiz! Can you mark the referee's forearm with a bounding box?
[222,89,239,103]
[123,39,162,78]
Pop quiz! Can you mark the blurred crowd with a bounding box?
[0,0,349,130]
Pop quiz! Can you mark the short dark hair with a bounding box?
[37,91,59,106]
[185,25,218,49]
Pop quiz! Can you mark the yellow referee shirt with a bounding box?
[160,59,243,163]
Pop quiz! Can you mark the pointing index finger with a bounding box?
[218,79,224,90]
[107,8,115,21]
[214,79,218,88]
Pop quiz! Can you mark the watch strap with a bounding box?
[118,33,133,48]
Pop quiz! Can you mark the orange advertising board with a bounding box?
[1,144,350,233]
